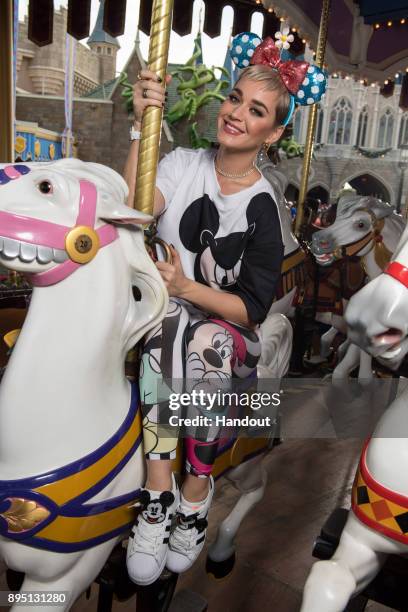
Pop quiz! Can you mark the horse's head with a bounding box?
[0,159,168,347]
[312,194,394,266]
[0,159,151,274]
[346,222,408,367]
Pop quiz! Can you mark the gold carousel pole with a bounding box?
[133,0,174,214]
[0,0,14,162]
[295,0,331,236]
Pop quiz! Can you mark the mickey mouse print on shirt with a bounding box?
[179,194,255,290]
[178,189,284,324]
[156,147,284,324]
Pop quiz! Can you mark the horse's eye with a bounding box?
[38,181,53,194]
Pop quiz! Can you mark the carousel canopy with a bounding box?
[26,1,407,81]
[23,0,408,103]
[28,1,295,46]
[261,0,408,84]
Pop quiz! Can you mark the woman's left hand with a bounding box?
[156,245,189,297]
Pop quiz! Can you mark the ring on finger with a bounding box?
[142,88,148,99]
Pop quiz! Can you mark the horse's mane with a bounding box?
[337,194,395,220]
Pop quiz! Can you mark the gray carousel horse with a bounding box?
[312,193,404,381]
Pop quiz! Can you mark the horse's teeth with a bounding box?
[36,246,53,264]
[3,238,20,258]
[0,236,68,265]
[53,248,68,263]
[19,242,37,262]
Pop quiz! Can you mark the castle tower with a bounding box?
[88,0,119,83]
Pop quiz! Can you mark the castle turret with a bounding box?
[88,0,119,83]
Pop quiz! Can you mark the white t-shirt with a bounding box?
[156,147,284,324]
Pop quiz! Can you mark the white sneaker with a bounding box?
[166,476,214,574]
[126,474,179,585]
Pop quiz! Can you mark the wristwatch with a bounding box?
[129,126,141,141]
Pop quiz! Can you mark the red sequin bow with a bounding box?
[251,37,309,95]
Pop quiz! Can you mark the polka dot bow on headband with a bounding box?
[230,31,327,123]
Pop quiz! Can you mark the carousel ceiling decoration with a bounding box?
[356,0,408,25]
[260,0,408,85]
[25,0,408,90]
[27,0,306,52]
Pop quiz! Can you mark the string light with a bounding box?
[268,7,273,12]
[384,79,389,84]
[373,18,407,29]
[291,27,297,32]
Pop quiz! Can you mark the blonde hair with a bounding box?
[236,64,291,126]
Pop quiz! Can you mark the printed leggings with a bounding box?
[140,299,261,478]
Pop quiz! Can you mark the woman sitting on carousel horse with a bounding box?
[123,32,325,584]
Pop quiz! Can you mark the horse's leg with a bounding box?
[320,326,338,358]
[207,455,267,576]
[332,343,361,380]
[336,338,350,362]
[11,539,117,612]
[301,513,387,612]
[258,313,293,379]
[357,350,373,384]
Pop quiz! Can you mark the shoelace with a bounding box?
[170,515,208,555]
[131,517,169,556]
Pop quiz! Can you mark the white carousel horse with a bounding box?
[301,220,408,611]
[0,158,292,600]
[311,193,404,381]
[0,159,168,610]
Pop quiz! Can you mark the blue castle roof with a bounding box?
[88,0,119,48]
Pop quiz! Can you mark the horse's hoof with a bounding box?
[205,553,235,580]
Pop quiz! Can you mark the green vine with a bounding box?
[119,36,232,149]
[355,146,392,158]
[165,36,230,148]
[119,72,135,115]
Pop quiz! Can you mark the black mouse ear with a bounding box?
[159,491,175,507]
[179,195,219,253]
[139,490,151,506]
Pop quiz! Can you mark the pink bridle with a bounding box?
[0,179,118,287]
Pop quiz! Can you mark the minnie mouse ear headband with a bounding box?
[230,31,327,126]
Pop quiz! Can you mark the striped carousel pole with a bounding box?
[133,0,174,215]
[0,0,14,163]
[295,0,331,236]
